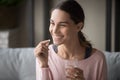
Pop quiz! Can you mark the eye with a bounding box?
[50,21,55,26]
[49,19,55,25]
[59,23,67,27]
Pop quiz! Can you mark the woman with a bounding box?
[34,0,107,80]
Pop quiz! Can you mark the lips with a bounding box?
[52,34,64,45]
[53,36,62,39]
[52,35,63,41]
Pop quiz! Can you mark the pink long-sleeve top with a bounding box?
[36,45,107,80]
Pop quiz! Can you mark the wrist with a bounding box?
[40,64,49,68]
[37,58,48,68]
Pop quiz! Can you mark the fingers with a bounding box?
[34,39,50,57]
[74,67,84,76]
[66,67,85,80]
[37,39,50,48]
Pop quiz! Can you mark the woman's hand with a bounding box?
[34,40,50,68]
[66,67,85,80]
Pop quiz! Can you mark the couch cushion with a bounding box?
[103,51,120,80]
[0,48,35,80]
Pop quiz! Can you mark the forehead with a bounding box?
[51,9,71,22]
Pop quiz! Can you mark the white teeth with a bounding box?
[55,37,61,38]
[54,36,62,38]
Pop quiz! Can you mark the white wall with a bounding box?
[34,0,106,50]
[76,0,106,51]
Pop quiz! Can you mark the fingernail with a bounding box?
[46,39,50,46]
[48,39,50,42]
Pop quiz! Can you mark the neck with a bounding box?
[58,39,85,60]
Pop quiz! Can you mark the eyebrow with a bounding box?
[50,19,69,24]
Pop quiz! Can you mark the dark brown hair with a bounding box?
[52,0,92,47]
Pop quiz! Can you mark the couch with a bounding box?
[104,51,120,80]
[0,48,120,80]
[0,48,35,80]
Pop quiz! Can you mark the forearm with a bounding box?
[36,59,52,80]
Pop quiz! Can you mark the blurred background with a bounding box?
[0,0,119,52]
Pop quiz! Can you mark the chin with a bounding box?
[53,42,60,45]
[53,41,62,46]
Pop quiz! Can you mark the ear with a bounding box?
[76,22,84,32]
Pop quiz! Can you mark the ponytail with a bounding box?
[78,31,92,48]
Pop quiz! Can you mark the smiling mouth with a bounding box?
[52,35,63,42]
[53,35,63,38]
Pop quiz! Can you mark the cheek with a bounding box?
[49,26,52,34]
[62,30,72,39]
[61,29,69,35]
[66,30,76,38]
[65,29,73,35]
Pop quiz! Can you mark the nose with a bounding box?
[52,25,59,34]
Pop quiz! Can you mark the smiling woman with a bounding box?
[34,0,107,80]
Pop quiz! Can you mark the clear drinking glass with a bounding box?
[65,58,79,79]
